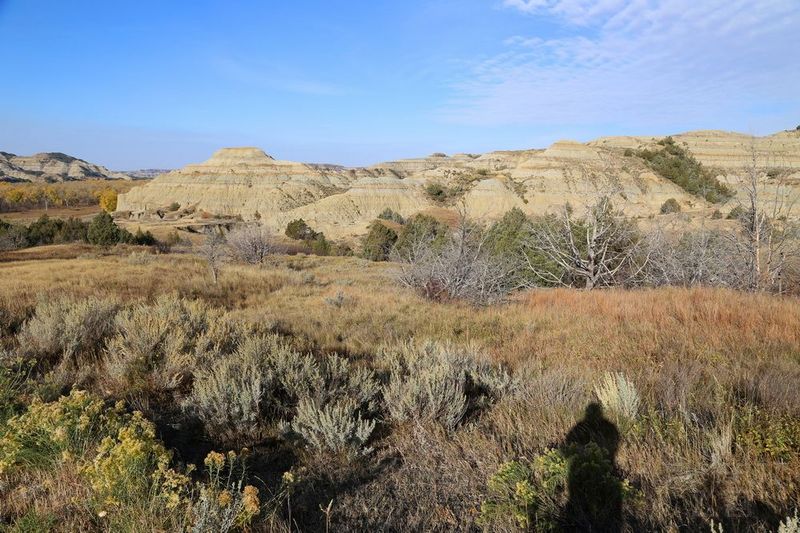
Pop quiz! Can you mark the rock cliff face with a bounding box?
[0,152,129,182]
[116,131,800,240]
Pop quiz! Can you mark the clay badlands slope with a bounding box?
[117,130,800,240]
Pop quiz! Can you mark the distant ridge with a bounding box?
[0,151,130,182]
[119,169,172,179]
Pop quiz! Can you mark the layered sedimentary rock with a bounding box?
[272,176,429,236]
[0,152,129,182]
[591,129,800,169]
[116,131,800,240]
[117,147,359,220]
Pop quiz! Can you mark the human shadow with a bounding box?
[560,402,623,532]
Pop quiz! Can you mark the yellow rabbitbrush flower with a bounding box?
[159,465,193,510]
[204,450,225,471]
[0,390,126,476]
[241,485,260,519]
[217,490,233,507]
[191,451,262,530]
[83,412,175,507]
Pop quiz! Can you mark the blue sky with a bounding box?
[2,0,798,169]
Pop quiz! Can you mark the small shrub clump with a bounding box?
[392,214,449,260]
[291,398,376,457]
[284,218,348,257]
[226,225,273,265]
[479,452,567,531]
[0,390,128,476]
[424,182,452,203]
[0,390,263,531]
[481,444,637,532]
[660,198,682,214]
[727,205,746,220]
[191,451,261,533]
[188,336,277,446]
[377,207,404,224]
[18,296,119,369]
[188,333,380,451]
[84,212,157,247]
[360,221,398,261]
[285,218,318,241]
[105,295,237,394]
[379,341,512,430]
[594,372,641,430]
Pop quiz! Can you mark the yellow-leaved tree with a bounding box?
[98,189,118,212]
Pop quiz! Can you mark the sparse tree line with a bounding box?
[209,171,799,301]
[359,177,798,303]
[0,212,156,251]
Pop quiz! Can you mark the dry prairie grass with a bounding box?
[1,244,798,364]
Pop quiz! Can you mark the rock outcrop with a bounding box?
[116,131,800,240]
[0,152,129,182]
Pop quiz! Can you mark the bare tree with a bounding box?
[645,227,740,288]
[227,224,274,265]
[395,210,518,305]
[727,141,799,292]
[199,230,227,284]
[522,197,651,289]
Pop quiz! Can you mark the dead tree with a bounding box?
[395,209,518,305]
[199,230,227,284]
[227,224,274,265]
[728,141,799,292]
[645,226,739,288]
[523,197,650,289]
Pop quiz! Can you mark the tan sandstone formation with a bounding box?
[117,147,358,220]
[116,130,800,240]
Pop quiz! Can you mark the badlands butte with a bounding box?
[116,129,800,241]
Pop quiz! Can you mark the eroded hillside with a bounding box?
[116,130,800,240]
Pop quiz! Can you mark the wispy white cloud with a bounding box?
[444,0,800,131]
[211,56,344,96]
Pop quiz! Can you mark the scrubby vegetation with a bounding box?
[377,207,404,224]
[361,186,799,296]
[636,137,733,203]
[425,181,454,203]
[423,171,487,204]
